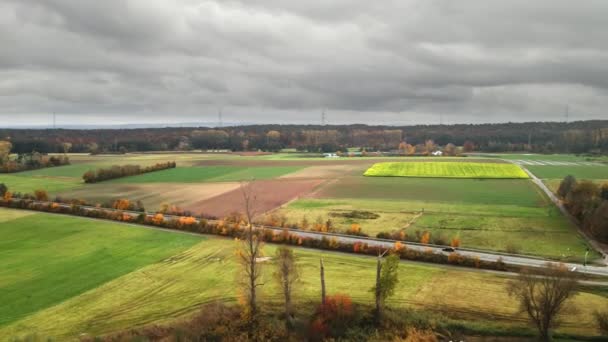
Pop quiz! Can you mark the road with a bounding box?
[515,163,608,265]
[12,200,608,277]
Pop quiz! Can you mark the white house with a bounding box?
[432,150,443,156]
[323,153,339,158]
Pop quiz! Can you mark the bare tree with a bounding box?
[274,247,299,331]
[320,258,326,305]
[371,251,400,323]
[236,181,264,330]
[507,263,578,341]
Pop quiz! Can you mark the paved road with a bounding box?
[515,163,608,265]
[15,201,608,277]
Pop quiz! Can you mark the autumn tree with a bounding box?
[274,247,299,330]
[61,142,72,155]
[0,140,12,164]
[371,252,400,323]
[34,189,49,201]
[557,175,576,198]
[236,181,264,330]
[424,139,436,155]
[463,140,475,152]
[443,143,457,156]
[507,263,578,341]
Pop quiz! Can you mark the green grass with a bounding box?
[365,162,529,179]
[0,208,200,326]
[318,176,547,207]
[0,174,82,194]
[107,166,303,183]
[526,165,607,180]
[15,164,106,179]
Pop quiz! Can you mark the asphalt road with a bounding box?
[17,201,608,277]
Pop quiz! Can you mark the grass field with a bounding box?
[0,210,605,339]
[0,174,82,194]
[315,176,547,207]
[0,209,201,326]
[108,166,303,183]
[364,162,529,179]
[526,165,607,180]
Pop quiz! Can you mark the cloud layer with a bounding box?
[1,0,607,126]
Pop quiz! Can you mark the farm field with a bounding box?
[364,161,529,179]
[273,199,592,260]
[0,152,597,260]
[106,165,303,184]
[0,208,200,326]
[0,208,605,340]
[525,165,607,180]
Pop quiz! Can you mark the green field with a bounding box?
[0,209,200,326]
[364,162,529,179]
[526,165,607,180]
[0,209,605,339]
[107,166,303,183]
[317,176,546,207]
[0,174,82,194]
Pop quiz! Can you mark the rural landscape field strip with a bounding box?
[525,164,608,180]
[364,161,529,179]
[0,209,201,326]
[1,213,605,339]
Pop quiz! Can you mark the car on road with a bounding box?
[442,247,456,252]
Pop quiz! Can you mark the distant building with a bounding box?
[323,153,339,158]
[432,150,443,156]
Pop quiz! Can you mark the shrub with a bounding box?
[310,294,355,340]
[0,183,7,197]
[595,310,608,335]
[330,210,380,220]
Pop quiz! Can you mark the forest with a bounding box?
[1,121,607,154]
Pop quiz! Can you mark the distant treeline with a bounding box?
[558,176,608,243]
[1,120,608,154]
[82,162,176,183]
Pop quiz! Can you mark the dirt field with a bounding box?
[196,178,326,218]
[279,164,367,179]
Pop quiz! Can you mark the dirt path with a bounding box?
[517,163,608,264]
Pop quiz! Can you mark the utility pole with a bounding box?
[52,113,56,129]
[565,105,569,123]
[439,113,443,125]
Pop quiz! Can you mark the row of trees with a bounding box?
[557,176,608,242]
[0,140,70,173]
[82,162,176,183]
[3,121,608,154]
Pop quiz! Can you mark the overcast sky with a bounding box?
[1,0,607,127]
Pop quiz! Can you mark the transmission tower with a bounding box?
[321,108,326,125]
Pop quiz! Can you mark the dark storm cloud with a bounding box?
[1,0,607,126]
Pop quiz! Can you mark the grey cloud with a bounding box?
[0,0,607,126]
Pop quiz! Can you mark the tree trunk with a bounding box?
[285,284,293,330]
[375,255,383,323]
[320,258,326,305]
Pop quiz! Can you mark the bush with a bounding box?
[310,294,355,340]
[0,183,7,197]
[595,310,608,335]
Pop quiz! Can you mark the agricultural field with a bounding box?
[0,208,605,340]
[0,152,599,260]
[364,161,529,179]
[0,208,200,327]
